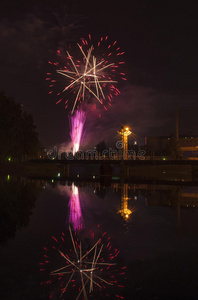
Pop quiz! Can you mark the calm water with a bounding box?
[1,177,198,300]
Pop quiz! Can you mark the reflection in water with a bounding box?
[42,182,125,298]
[174,188,182,242]
[92,182,134,221]
[41,227,124,299]
[0,176,42,245]
[117,183,132,220]
[145,185,198,242]
[54,181,198,239]
[1,177,198,299]
[68,183,84,231]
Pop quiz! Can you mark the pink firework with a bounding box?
[40,227,125,299]
[68,183,84,231]
[69,109,86,155]
[47,34,126,114]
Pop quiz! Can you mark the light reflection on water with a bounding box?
[1,177,198,299]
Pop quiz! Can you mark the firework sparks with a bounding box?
[41,227,125,299]
[69,109,86,155]
[68,183,84,231]
[47,35,126,114]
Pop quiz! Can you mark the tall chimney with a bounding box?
[175,104,179,141]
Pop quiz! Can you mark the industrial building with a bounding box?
[145,135,198,158]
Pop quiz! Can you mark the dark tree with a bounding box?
[96,141,107,154]
[0,177,42,245]
[0,92,41,161]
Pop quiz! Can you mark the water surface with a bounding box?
[0,177,198,300]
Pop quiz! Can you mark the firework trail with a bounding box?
[40,226,125,299]
[68,183,84,231]
[69,109,86,155]
[47,34,126,153]
[47,35,126,113]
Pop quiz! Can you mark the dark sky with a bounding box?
[0,0,198,149]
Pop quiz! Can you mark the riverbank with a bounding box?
[1,159,198,183]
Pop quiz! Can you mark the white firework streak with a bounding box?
[56,45,117,113]
[50,226,116,299]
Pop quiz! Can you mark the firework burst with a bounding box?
[47,35,126,115]
[40,226,125,299]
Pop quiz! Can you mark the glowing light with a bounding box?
[48,36,126,114]
[8,157,11,162]
[69,109,86,155]
[48,36,126,154]
[68,183,84,231]
[41,227,125,299]
[118,183,132,220]
[118,125,132,160]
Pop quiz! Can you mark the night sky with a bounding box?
[0,0,198,149]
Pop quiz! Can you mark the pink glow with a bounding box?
[69,109,86,155]
[68,183,84,231]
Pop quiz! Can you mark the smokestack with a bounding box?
[175,104,179,141]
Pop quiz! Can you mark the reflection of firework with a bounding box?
[47,35,126,114]
[69,109,86,155]
[41,227,125,299]
[68,183,84,231]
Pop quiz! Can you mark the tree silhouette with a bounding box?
[0,177,42,245]
[0,91,41,161]
[96,141,107,154]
